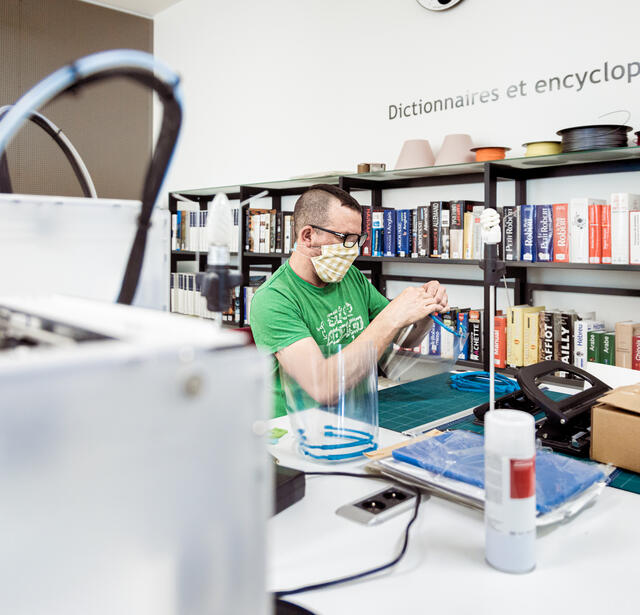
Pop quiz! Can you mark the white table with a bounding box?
[268,367,640,615]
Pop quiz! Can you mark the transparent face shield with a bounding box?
[379,314,470,383]
[280,342,378,463]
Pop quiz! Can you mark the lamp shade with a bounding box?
[394,139,435,169]
[434,133,475,166]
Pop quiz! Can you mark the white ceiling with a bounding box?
[79,0,183,18]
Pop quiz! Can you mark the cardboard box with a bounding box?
[592,384,640,473]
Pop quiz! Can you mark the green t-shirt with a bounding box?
[249,261,389,417]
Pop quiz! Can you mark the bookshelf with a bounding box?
[169,146,640,371]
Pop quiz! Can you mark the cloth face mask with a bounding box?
[310,243,359,283]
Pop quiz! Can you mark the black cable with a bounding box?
[273,471,422,598]
[56,68,182,305]
[0,106,96,197]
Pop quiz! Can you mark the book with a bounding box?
[457,310,470,360]
[417,205,430,256]
[428,324,441,356]
[614,321,640,368]
[552,203,569,262]
[502,205,518,261]
[494,314,507,368]
[440,311,457,359]
[411,209,418,257]
[535,204,553,262]
[601,204,612,264]
[372,209,384,257]
[587,330,605,363]
[431,201,446,257]
[396,209,411,257]
[449,201,464,259]
[574,319,605,368]
[569,198,605,263]
[463,211,474,259]
[538,311,559,363]
[588,203,602,264]
[520,204,536,262]
[383,209,396,256]
[557,312,577,376]
[468,309,482,362]
[523,311,540,366]
[631,211,640,265]
[509,306,546,367]
[362,207,373,256]
[440,205,451,259]
[471,205,484,260]
[601,332,615,365]
[611,193,640,264]
[633,336,640,371]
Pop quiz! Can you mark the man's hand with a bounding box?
[423,280,449,312]
[379,286,441,330]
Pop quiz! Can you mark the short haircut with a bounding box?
[293,184,362,238]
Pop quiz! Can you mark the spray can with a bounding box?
[484,409,536,573]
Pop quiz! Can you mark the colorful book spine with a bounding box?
[502,205,517,261]
[468,309,482,362]
[520,204,536,262]
[430,201,442,257]
[601,204,612,264]
[633,336,640,371]
[383,209,396,256]
[396,209,411,257]
[372,209,384,257]
[588,203,602,264]
[552,203,569,262]
[440,205,450,259]
[471,205,484,260]
[463,211,474,259]
[362,207,373,256]
[411,209,418,257]
[574,319,605,368]
[523,312,540,366]
[535,204,553,262]
[494,314,507,368]
[457,310,470,359]
[587,330,605,363]
[601,332,615,365]
[449,201,464,259]
[557,312,577,376]
[428,324,441,356]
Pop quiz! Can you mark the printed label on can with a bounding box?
[510,457,536,499]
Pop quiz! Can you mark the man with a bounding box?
[250,184,449,417]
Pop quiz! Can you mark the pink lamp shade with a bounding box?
[394,139,435,169]
[434,134,475,166]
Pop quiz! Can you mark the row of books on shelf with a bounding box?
[171,207,241,253]
[407,306,640,372]
[360,194,640,264]
[170,272,267,323]
[244,209,294,254]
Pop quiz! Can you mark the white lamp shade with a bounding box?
[394,139,435,169]
[435,134,475,166]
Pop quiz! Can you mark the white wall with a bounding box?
[155,0,640,327]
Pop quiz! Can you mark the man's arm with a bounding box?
[276,285,444,405]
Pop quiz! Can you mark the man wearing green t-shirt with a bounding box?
[250,184,449,417]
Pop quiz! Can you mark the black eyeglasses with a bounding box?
[310,225,368,248]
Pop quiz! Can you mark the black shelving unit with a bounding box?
[169,146,640,372]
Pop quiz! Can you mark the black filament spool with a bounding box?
[556,124,631,153]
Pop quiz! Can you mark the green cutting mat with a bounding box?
[378,373,640,496]
[378,372,490,433]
